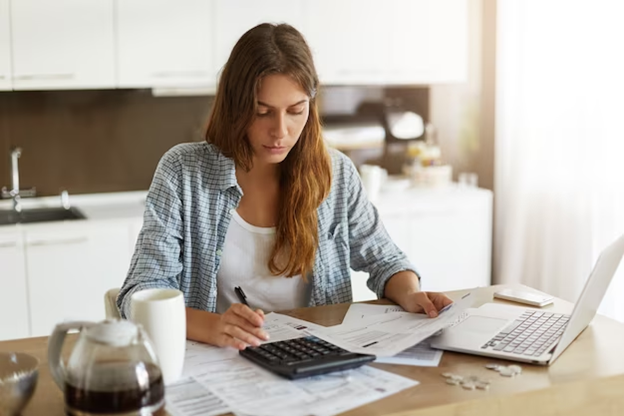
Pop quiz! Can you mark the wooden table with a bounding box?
[3,284,624,416]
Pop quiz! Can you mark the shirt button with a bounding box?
[210,288,217,296]
[216,249,223,256]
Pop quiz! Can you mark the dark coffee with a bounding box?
[65,362,165,415]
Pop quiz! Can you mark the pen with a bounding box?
[234,286,249,307]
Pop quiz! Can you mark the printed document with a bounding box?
[307,292,473,357]
[342,303,443,366]
[341,303,405,324]
[168,324,418,416]
[166,377,229,416]
[260,312,326,343]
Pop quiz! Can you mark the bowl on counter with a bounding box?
[0,352,39,416]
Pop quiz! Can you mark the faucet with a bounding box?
[10,147,22,212]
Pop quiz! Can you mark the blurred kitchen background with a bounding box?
[1,0,624,341]
[0,0,493,195]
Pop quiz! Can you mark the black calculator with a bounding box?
[239,335,376,380]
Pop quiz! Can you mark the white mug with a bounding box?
[131,288,186,385]
[359,164,387,203]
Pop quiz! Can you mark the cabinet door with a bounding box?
[25,222,131,337]
[116,0,216,88]
[305,0,467,85]
[406,193,492,292]
[0,0,11,90]
[10,0,115,90]
[304,0,390,85]
[214,0,306,75]
[425,0,468,83]
[0,230,29,341]
[386,0,433,83]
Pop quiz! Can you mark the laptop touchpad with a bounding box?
[456,316,508,334]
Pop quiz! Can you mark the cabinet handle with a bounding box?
[0,241,18,248]
[13,73,75,81]
[27,237,88,246]
[151,70,210,78]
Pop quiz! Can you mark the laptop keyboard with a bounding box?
[481,310,569,357]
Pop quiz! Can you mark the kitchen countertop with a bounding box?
[0,190,147,225]
[0,184,493,227]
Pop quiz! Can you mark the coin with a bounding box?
[485,363,500,370]
[476,382,490,390]
[446,378,460,385]
[441,372,454,378]
[508,365,522,374]
[498,367,516,377]
[461,382,476,390]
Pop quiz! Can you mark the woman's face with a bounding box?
[246,74,310,166]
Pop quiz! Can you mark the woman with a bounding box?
[117,23,452,350]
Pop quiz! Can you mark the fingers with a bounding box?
[413,292,439,318]
[225,324,265,348]
[217,334,247,350]
[433,293,454,310]
[226,314,269,341]
[232,303,265,327]
[218,304,269,350]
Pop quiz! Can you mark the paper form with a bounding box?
[342,303,443,366]
[201,363,418,416]
[341,303,405,324]
[166,377,230,416]
[307,292,473,357]
[170,314,421,416]
[260,312,326,343]
[374,339,443,366]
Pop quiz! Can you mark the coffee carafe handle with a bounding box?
[48,321,96,390]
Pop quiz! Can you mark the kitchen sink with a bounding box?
[0,207,86,225]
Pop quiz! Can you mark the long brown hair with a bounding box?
[206,23,332,279]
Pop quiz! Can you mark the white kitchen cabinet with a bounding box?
[304,0,389,85]
[0,229,29,341]
[351,186,492,301]
[214,0,306,75]
[0,0,11,90]
[10,0,115,90]
[305,0,467,85]
[116,0,216,88]
[24,221,130,337]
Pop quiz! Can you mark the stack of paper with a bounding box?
[166,292,473,416]
[307,292,472,358]
[167,339,418,416]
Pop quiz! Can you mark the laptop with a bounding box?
[431,234,624,365]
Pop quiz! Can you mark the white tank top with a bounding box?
[216,210,311,314]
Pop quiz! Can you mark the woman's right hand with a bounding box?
[212,304,269,350]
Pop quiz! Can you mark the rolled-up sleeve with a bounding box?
[344,160,419,299]
[116,151,185,318]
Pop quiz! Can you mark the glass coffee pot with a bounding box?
[48,319,165,416]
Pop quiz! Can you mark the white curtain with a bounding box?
[495,0,624,322]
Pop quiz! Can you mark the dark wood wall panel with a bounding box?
[0,90,212,196]
[0,87,427,197]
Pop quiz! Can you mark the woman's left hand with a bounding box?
[399,291,454,318]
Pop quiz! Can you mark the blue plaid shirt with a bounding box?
[117,142,416,318]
